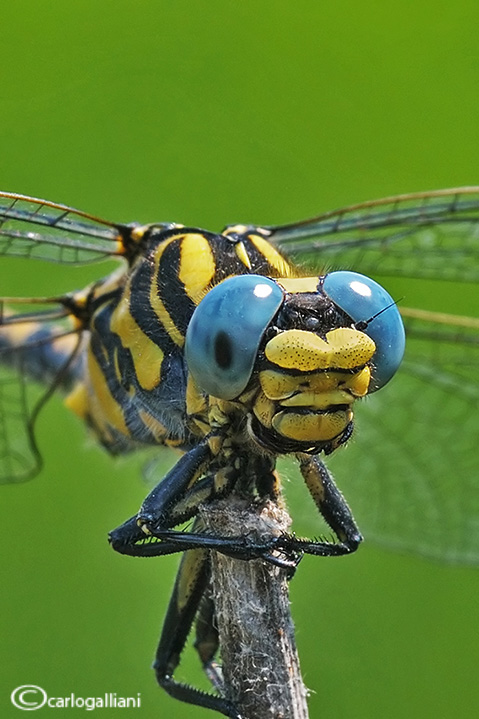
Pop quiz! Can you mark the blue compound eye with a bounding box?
[323,271,405,391]
[185,275,284,399]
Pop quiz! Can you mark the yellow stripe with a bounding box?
[110,280,164,391]
[87,347,129,436]
[234,241,252,269]
[113,346,122,383]
[248,233,293,276]
[277,277,319,294]
[179,233,216,302]
[150,236,184,347]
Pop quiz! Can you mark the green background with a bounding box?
[1,2,478,718]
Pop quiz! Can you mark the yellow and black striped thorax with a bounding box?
[68,225,294,453]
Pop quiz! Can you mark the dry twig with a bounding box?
[201,497,309,719]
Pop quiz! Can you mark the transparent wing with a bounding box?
[266,187,479,563]
[267,187,479,281]
[0,299,83,483]
[327,309,479,564]
[0,192,129,264]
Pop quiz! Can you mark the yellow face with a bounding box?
[184,270,401,455]
[252,326,375,449]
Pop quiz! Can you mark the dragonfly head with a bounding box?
[252,324,374,454]
[185,271,405,455]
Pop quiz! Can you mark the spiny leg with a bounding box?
[138,440,212,529]
[154,543,239,719]
[110,440,296,566]
[275,453,362,557]
[109,474,217,557]
[109,439,215,555]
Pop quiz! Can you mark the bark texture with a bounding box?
[201,498,309,719]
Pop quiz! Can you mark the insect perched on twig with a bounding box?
[1,189,478,717]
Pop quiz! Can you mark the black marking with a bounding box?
[354,297,403,332]
[214,331,233,369]
[156,236,196,334]
[91,291,191,450]
[128,245,179,357]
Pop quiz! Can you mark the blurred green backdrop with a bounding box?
[1,1,479,718]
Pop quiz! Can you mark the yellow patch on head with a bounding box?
[272,408,352,442]
[259,368,352,400]
[265,328,375,371]
[279,390,354,409]
[252,391,275,428]
[277,277,319,294]
[344,366,371,397]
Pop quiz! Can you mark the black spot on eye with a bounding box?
[214,330,233,369]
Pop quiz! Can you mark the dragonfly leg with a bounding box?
[194,591,224,693]
[153,547,240,719]
[109,440,213,555]
[110,509,298,566]
[273,454,363,558]
[110,440,297,566]
[138,440,212,528]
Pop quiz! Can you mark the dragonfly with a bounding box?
[0,188,478,718]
